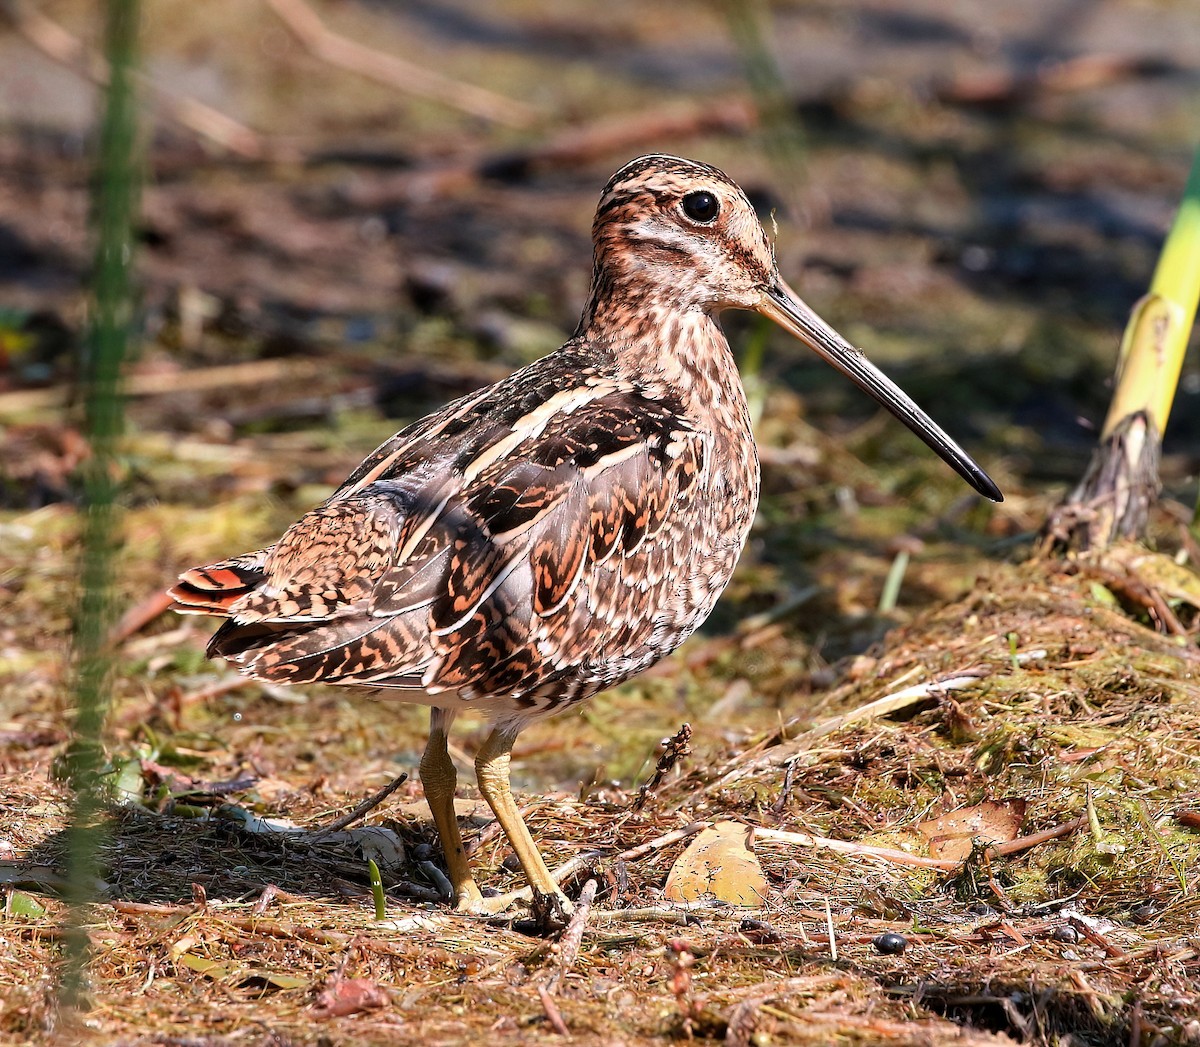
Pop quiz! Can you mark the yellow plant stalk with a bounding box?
[1045,146,1200,550]
[1102,148,1200,439]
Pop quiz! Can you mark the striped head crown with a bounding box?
[588,154,777,312]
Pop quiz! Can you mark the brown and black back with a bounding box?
[170,349,727,723]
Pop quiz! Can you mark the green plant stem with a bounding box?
[61,0,141,1007]
[877,549,909,614]
[367,859,386,920]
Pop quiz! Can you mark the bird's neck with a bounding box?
[576,282,751,428]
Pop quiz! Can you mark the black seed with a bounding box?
[681,191,719,223]
[1050,925,1080,943]
[873,932,908,955]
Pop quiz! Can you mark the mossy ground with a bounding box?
[4,0,1200,1043]
[5,433,1200,1045]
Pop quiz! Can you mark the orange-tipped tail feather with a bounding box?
[169,558,265,617]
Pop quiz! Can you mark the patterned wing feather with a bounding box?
[170,363,707,708]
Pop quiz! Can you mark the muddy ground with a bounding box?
[3,1,1200,1044]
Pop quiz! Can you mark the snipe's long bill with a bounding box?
[758,280,1001,501]
[171,154,1001,925]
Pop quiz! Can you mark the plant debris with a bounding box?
[5,541,1200,1043]
[4,1,1200,1041]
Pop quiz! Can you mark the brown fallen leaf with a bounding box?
[313,974,389,1018]
[917,799,1026,862]
[663,820,768,907]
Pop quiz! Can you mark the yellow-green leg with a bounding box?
[419,709,483,912]
[474,726,573,919]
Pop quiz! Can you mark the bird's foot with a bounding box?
[456,884,574,923]
[528,888,574,931]
[451,880,486,915]
[448,853,593,924]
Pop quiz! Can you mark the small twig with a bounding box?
[141,762,256,801]
[725,997,761,1047]
[548,878,597,994]
[109,590,176,645]
[338,97,758,210]
[710,669,989,790]
[936,53,1166,107]
[1069,916,1126,959]
[771,759,798,815]
[313,774,409,837]
[1082,564,1187,635]
[795,672,990,745]
[1069,968,1108,1021]
[537,984,570,1036]
[177,676,259,709]
[478,855,598,914]
[733,586,822,640]
[252,884,280,916]
[0,358,328,417]
[755,826,959,871]
[824,898,837,963]
[375,911,454,935]
[250,883,305,915]
[462,814,506,858]
[990,816,1087,857]
[512,98,754,172]
[225,917,356,949]
[1129,999,1144,1047]
[995,920,1028,947]
[589,905,712,926]
[632,724,692,813]
[756,813,1085,873]
[1079,944,1196,972]
[613,822,711,863]
[261,0,536,128]
[725,977,850,1047]
[986,866,1015,911]
[110,900,196,916]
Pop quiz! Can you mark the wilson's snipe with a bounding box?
[172,155,1000,919]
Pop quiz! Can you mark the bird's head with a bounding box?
[589,155,1002,502]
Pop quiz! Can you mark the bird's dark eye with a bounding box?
[681,191,720,223]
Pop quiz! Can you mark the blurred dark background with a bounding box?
[1,0,1198,506]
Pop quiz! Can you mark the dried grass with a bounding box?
[5,528,1200,1044]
